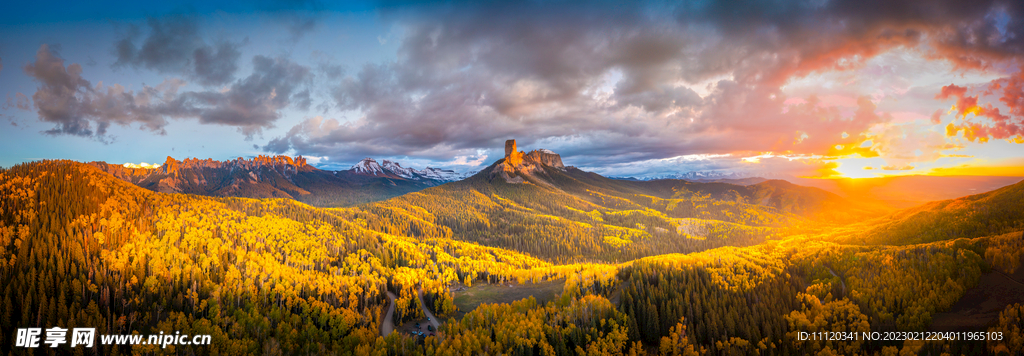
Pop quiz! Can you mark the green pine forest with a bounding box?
[1,159,1023,355]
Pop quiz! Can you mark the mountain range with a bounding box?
[92,147,1022,212]
[349,157,472,181]
[90,155,470,207]
[3,140,1024,355]
[357,139,885,262]
[612,170,789,182]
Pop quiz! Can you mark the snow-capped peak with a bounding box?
[381,160,416,179]
[537,149,557,154]
[418,167,473,181]
[614,170,788,181]
[348,157,472,182]
[351,158,385,176]
[123,162,161,169]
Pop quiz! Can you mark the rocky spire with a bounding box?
[491,139,565,184]
[504,139,525,167]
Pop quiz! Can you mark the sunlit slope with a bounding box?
[0,160,568,355]
[363,158,881,263]
[616,178,888,222]
[3,161,1021,355]
[824,178,1024,245]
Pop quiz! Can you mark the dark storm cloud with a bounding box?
[113,15,243,86]
[270,2,702,160]
[26,44,310,141]
[173,55,312,136]
[24,44,170,140]
[192,41,243,86]
[673,0,1024,81]
[260,0,1024,168]
[614,84,702,113]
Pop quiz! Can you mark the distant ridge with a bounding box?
[348,157,472,181]
[790,175,1024,207]
[611,170,788,181]
[90,155,469,207]
[612,176,771,186]
[827,178,1024,245]
[615,172,1024,206]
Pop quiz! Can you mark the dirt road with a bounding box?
[380,291,397,337]
[418,288,441,330]
[827,267,846,296]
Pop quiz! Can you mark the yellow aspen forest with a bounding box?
[2,160,1023,355]
[7,1,1024,355]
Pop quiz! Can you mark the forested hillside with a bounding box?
[2,159,1021,355]
[0,161,574,355]
[819,179,1024,245]
[363,154,884,263]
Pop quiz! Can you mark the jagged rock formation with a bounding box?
[91,155,470,207]
[161,155,308,174]
[93,155,314,197]
[525,149,564,168]
[491,139,565,184]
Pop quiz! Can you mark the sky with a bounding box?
[1,0,1024,179]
